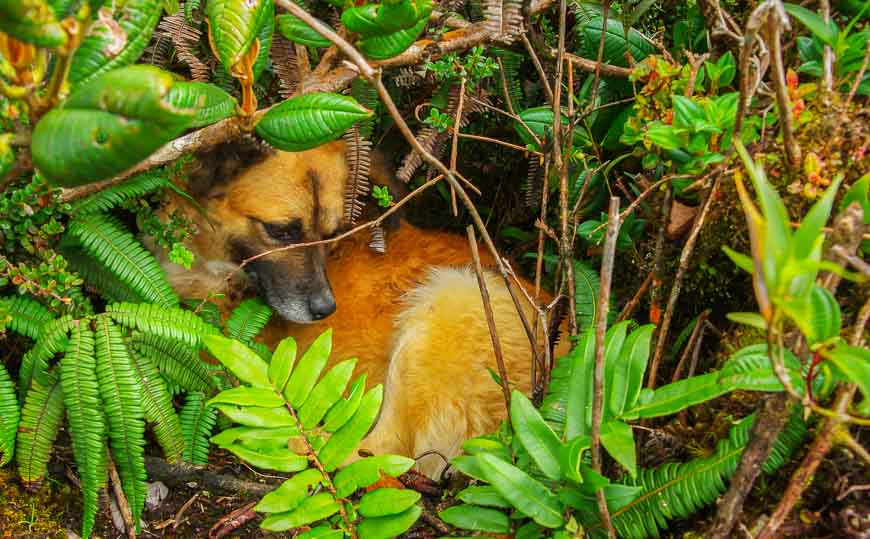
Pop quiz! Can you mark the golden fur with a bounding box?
[156,141,564,477]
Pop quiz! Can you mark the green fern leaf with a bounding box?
[107,302,219,348]
[180,392,217,465]
[127,342,184,463]
[61,246,150,304]
[19,316,74,398]
[0,295,54,340]
[16,369,65,484]
[592,410,808,538]
[226,298,273,344]
[69,170,170,215]
[63,214,178,308]
[0,362,19,465]
[131,332,216,393]
[61,322,107,539]
[95,317,147,526]
[492,48,525,109]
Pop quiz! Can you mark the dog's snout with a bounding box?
[308,293,336,320]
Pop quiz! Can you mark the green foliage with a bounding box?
[277,14,332,48]
[204,330,420,537]
[180,392,218,465]
[255,92,373,151]
[0,362,19,466]
[226,297,273,346]
[0,0,67,48]
[574,17,655,68]
[422,107,453,132]
[372,185,393,208]
[164,82,239,128]
[0,295,53,339]
[15,369,64,483]
[207,0,274,72]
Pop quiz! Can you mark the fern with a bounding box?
[61,246,149,304]
[493,47,524,108]
[595,410,808,538]
[0,362,19,466]
[127,341,184,463]
[107,302,218,348]
[226,298,272,345]
[132,332,216,393]
[15,369,64,484]
[0,295,54,340]
[95,317,147,527]
[60,322,107,539]
[18,316,73,398]
[68,171,170,215]
[63,214,179,308]
[180,392,217,465]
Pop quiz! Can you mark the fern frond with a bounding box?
[342,125,372,226]
[107,302,218,348]
[19,316,73,398]
[350,79,378,139]
[60,322,107,539]
[0,362,19,466]
[483,0,523,42]
[180,392,217,465]
[61,246,149,304]
[131,332,216,393]
[68,171,170,215]
[523,155,542,209]
[492,47,524,109]
[64,214,178,308]
[0,295,54,340]
[127,342,184,463]
[226,298,273,344]
[16,369,64,484]
[369,226,386,253]
[95,317,147,526]
[160,13,210,82]
[595,411,808,539]
[271,34,299,98]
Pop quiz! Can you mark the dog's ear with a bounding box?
[186,136,275,199]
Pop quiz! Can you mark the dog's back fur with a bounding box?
[157,141,562,476]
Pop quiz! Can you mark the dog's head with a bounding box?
[181,138,348,323]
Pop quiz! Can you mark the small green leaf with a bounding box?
[256,93,372,151]
[457,486,511,508]
[210,425,300,447]
[318,385,383,471]
[269,337,298,394]
[261,492,341,531]
[255,468,324,513]
[476,453,564,528]
[322,374,366,433]
[221,443,308,472]
[0,0,67,47]
[357,506,422,539]
[727,312,768,330]
[203,335,270,387]
[297,358,357,429]
[297,527,344,539]
[206,0,274,71]
[510,390,562,481]
[672,96,705,130]
[825,344,870,403]
[359,488,421,517]
[804,286,842,344]
[357,17,427,60]
[284,329,332,408]
[208,386,283,407]
[439,504,510,533]
[515,106,589,148]
[334,454,415,498]
[276,14,331,48]
[214,404,294,427]
[784,3,839,46]
[375,0,432,32]
[341,4,382,36]
[793,176,844,260]
[599,420,636,477]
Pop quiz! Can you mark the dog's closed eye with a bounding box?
[261,219,303,244]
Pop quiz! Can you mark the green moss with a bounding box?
[0,467,69,538]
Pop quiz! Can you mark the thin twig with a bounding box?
[559,51,631,78]
[648,187,671,325]
[616,272,653,322]
[521,32,554,104]
[467,225,512,414]
[588,1,613,108]
[449,78,468,216]
[846,31,870,105]
[591,197,620,539]
[764,7,801,168]
[107,455,137,539]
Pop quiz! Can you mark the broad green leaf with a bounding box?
[222,443,308,472]
[476,453,564,528]
[450,455,487,482]
[824,344,870,401]
[214,404,294,427]
[164,82,237,128]
[341,4,381,36]
[284,329,332,408]
[206,0,274,71]
[559,435,591,483]
[804,286,842,344]
[624,372,723,419]
[297,527,343,539]
[255,468,324,513]
[719,344,801,392]
[32,66,198,187]
[672,96,706,130]
[609,325,654,417]
[784,3,839,46]
[0,0,67,47]
[439,504,510,533]
[208,386,283,407]
[645,123,683,151]
[334,454,415,497]
[565,329,595,439]
[576,17,655,67]
[515,106,589,148]
[358,17,427,60]
[323,374,366,433]
[251,6,273,81]
[510,390,562,481]
[261,492,341,531]
[269,337,297,394]
[359,488,421,517]
[256,93,372,151]
[726,312,767,330]
[357,506,422,539]
[462,437,512,460]
[375,0,432,32]
[203,335,270,387]
[599,420,636,477]
[276,14,331,48]
[318,385,383,471]
[210,425,300,447]
[68,0,162,86]
[457,485,511,508]
[599,321,630,422]
[298,359,357,429]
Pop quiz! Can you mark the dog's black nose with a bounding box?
[308,293,336,320]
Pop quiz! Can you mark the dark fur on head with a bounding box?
[186,135,276,198]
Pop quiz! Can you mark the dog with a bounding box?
[155,138,565,476]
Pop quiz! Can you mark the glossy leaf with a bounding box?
[357,506,422,539]
[576,17,655,68]
[359,487,421,517]
[164,82,237,128]
[358,17,427,60]
[269,337,297,394]
[323,374,366,433]
[608,325,654,417]
[476,453,564,528]
[0,0,67,47]
[600,420,636,477]
[256,93,372,151]
[784,3,839,46]
[222,443,308,472]
[32,66,198,187]
[510,390,562,481]
[439,504,510,533]
[206,0,273,72]
[565,329,595,439]
[208,386,283,407]
[318,385,383,471]
[334,454,415,497]
[260,492,341,531]
[825,344,870,403]
[515,106,589,148]
[203,334,270,387]
[298,358,357,428]
[457,485,511,508]
[284,329,332,407]
[276,14,331,48]
[375,0,432,32]
[211,425,300,447]
[341,4,381,35]
[255,468,324,513]
[214,404,294,427]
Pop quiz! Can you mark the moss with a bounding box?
[0,467,68,538]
